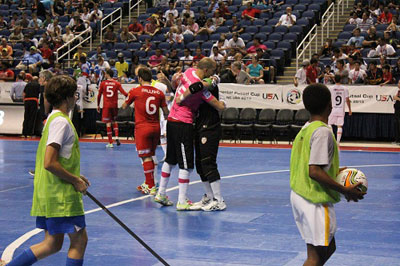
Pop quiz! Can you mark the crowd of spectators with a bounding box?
[295,0,400,86]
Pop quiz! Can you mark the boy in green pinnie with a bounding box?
[6,75,90,266]
[290,83,365,266]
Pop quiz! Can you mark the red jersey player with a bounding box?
[122,67,169,195]
[97,69,128,148]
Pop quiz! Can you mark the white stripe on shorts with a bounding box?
[181,143,187,169]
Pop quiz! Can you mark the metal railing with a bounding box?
[296,0,349,69]
[129,0,145,22]
[100,7,123,43]
[56,28,93,68]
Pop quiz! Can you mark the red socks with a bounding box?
[113,122,119,138]
[143,160,155,187]
[106,125,113,144]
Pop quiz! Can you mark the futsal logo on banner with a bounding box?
[286,89,302,105]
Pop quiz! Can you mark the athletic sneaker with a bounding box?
[140,183,157,195]
[154,194,173,206]
[176,199,198,211]
[106,143,114,148]
[201,199,227,211]
[116,139,121,146]
[191,194,212,210]
[28,170,35,176]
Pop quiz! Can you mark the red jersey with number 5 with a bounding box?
[125,85,167,126]
[98,79,128,108]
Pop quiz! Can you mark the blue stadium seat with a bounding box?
[332,40,345,48]
[268,33,283,42]
[13,43,23,50]
[135,50,147,58]
[270,49,285,73]
[186,42,198,50]
[147,50,156,57]
[253,19,265,27]
[106,50,116,59]
[273,11,285,19]
[216,26,229,33]
[294,4,307,12]
[228,6,238,13]
[264,41,276,50]
[245,26,259,34]
[286,0,299,5]
[194,1,206,7]
[245,41,254,49]
[0,29,10,36]
[275,25,288,34]
[138,34,151,42]
[157,42,171,50]
[0,10,8,17]
[146,7,159,14]
[337,31,352,41]
[296,18,310,32]
[343,24,356,32]
[308,3,321,12]
[240,33,252,42]
[225,19,234,27]
[172,42,185,50]
[152,34,166,43]
[59,16,69,23]
[267,18,279,26]
[138,14,148,22]
[233,0,242,5]
[103,8,113,15]
[177,50,185,57]
[292,11,302,19]
[319,57,332,66]
[254,32,268,41]
[361,48,370,58]
[209,33,220,41]
[240,19,252,27]
[194,34,209,42]
[114,42,127,51]
[298,0,312,5]
[122,50,131,59]
[102,2,112,8]
[0,4,8,10]
[183,34,194,44]
[128,42,142,51]
[13,49,23,58]
[376,24,388,31]
[260,25,274,34]
[113,2,123,8]
[87,51,97,58]
[260,12,272,19]
[283,32,298,43]
[202,41,213,50]
[161,27,170,34]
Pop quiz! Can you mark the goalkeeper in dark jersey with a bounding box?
[192,76,226,211]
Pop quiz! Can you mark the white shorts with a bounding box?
[160,119,167,136]
[290,190,337,247]
[328,114,344,126]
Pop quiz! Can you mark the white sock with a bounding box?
[337,127,343,144]
[152,156,159,185]
[158,162,174,195]
[202,181,214,199]
[211,180,223,202]
[160,137,167,157]
[178,169,192,204]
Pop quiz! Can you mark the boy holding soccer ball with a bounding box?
[290,83,365,266]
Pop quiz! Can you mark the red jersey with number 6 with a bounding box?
[98,79,128,108]
[125,85,167,127]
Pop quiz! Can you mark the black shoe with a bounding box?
[116,139,121,146]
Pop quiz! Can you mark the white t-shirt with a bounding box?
[349,69,366,84]
[279,14,296,27]
[227,37,245,49]
[329,84,349,116]
[376,44,396,57]
[46,110,75,159]
[295,68,307,85]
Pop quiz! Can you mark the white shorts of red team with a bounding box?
[290,190,337,247]
[328,115,344,126]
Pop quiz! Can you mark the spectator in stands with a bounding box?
[42,13,53,28]
[18,0,29,10]
[64,1,75,16]
[0,61,14,81]
[167,48,180,71]
[38,32,50,49]
[294,60,309,86]
[73,46,87,67]
[0,38,12,57]
[46,18,61,37]
[209,46,224,64]
[9,26,24,43]
[276,7,296,27]
[19,12,30,29]
[0,15,7,30]
[384,30,399,49]
[378,7,393,24]
[246,56,264,84]
[179,47,193,71]
[196,18,216,36]
[208,0,219,13]
[335,59,349,84]
[322,65,335,84]
[381,64,394,86]
[93,56,110,84]
[246,37,267,54]
[377,55,389,69]
[164,2,179,19]
[319,39,333,58]
[211,35,229,56]
[120,26,136,42]
[347,12,361,25]
[72,18,86,35]
[256,47,275,83]
[241,2,262,21]
[217,1,231,19]
[387,16,400,32]
[0,47,12,65]
[108,59,118,78]
[181,3,194,19]
[365,61,383,85]
[16,46,43,73]
[331,48,347,69]
[90,4,103,23]
[62,26,75,44]
[353,2,365,18]
[196,10,208,28]
[28,13,43,30]
[158,57,171,76]
[32,0,46,20]
[148,48,164,70]
[68,14,79,29]
[115,53,129,79]
[144,16,161,36]
[90,46,107,61]
[349,61,367,84]
[192,47,205,65]
[347,28,364,48]
[231,61,251,84]
[140,38,153,52]
[306,58,318,84]
[10,73,26,102]
[103,26,118,50]
[129,18,144,37]
[166,13,176,27]
[183,17,199,35]
[230,15,244,34]
[80,7,91,24]
[363,26,378,48]
[9,12,19,30]
[376,38,396,57]
[357,12,373,32]
[39,41,53,68]
[49,62,66,75]
[53,0,65,17]
[166,26,184,44]
[393,58,400,82]
[213,10,225,27]
[227,32,246,55]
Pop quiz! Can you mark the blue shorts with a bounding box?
[36,216,86,235]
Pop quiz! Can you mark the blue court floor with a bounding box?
[1,140,400,266]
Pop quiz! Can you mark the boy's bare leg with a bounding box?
[67,228,88,259]
[30,231,64,260]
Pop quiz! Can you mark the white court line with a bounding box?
[2,164,400,262]
[0,185,30,193]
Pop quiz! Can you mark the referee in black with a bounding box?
[193,76,226,211]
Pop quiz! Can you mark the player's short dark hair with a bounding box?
[106,68,114,77]
[138,67,152,82]
[303,84,331,115]
[310,58,318,64]
[334,74,341,83]
[336,59,344,66]
[383,64,390,70]
[45,75,77,107]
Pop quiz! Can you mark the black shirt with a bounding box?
[195,84,220,131]
[23,80,40,98]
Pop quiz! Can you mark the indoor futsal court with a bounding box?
[1,139,399,266]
